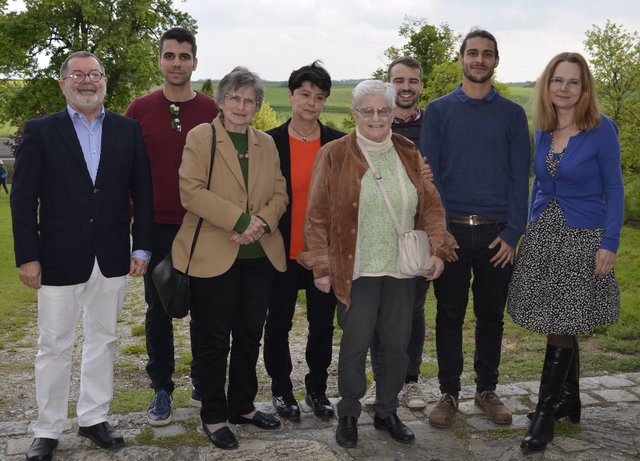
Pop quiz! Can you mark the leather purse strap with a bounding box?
[185,123,217,275]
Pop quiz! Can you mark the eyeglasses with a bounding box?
[355,107,392,119]
[549,77,581,90]
[225,94,257,109]
[63,70,105,83]
[169,103,181,132]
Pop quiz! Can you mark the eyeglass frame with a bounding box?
[354,107,393,119]
[224,93,257,109]
[62,70,105,83]
[549,77,581,90]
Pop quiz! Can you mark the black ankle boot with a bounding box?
[554,336,581,423]
[521,345,574,453]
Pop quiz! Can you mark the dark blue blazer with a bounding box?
[10,109,154,286]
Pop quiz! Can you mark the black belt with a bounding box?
[449,215,506,226]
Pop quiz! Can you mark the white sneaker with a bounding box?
[403,381,427,409]
[364,383,376,406]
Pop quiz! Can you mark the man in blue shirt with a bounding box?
[419,29,530,429]
[11,51,153,461]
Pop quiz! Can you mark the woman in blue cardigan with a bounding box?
[508,52,624,453]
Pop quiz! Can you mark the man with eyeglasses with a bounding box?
[125,27,218,427]
[11,50,153,460]
[419,29,530,429]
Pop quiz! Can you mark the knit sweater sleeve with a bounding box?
[597,117,624,253]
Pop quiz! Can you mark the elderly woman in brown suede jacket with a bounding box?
[298,80,455,449]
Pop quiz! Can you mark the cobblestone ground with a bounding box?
[2,373,639,460]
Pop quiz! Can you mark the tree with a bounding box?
[422,61,462,103]
[584,21,640,127]
[201,78,214,97]
[0,0,195,129]
[372,16,460,86]
[584,20,640,221]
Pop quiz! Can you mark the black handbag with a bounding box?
[152,123,216,318]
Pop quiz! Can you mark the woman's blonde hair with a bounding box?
[533,52,601,132]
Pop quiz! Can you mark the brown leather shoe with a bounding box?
[474,390,513,425]
[428,393,458,428]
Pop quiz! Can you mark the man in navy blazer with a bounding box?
[10,51,153,461]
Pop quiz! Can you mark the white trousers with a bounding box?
[33,259,126,438]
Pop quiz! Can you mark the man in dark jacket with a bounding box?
[11,51,153,461]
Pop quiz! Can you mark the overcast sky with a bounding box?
[5,0,639,83]
[173,0,639,83]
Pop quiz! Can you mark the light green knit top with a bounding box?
[354,145,418,280]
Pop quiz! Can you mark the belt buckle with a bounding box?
[468,215,480,226]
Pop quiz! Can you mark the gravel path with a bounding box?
[0,276,340,421]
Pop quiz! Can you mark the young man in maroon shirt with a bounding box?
[125,27,218,426]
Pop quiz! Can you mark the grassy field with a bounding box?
[261,82,355,128]
[508,86,535,120]
[262,83,535,129]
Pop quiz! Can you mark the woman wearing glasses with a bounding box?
[508,53,624,453]
[299,80,455,448]
[172,66,288,449]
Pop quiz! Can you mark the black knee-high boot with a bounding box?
[554,336,581,423]
[521,345,574,453]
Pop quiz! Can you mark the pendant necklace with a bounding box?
[290,122,318,141]
[236,150,249,160]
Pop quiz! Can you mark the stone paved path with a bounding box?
[2,372,639,460]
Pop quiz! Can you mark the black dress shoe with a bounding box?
[336,415,358,448]
[202,423,238,449]
[26,438,58,461]
[273,394,301,421]
[77,421,124,449]
[229,411,281,430]
[374,412,415,444]
[305,392,335,420]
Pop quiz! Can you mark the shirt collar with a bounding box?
[66,104,106,121]
[454,84,497,103]
[393,106,422,124]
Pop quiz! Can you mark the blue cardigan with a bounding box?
[530,115,624,253]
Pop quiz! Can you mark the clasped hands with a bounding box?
[230,215,265,245]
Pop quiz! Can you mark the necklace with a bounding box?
[555,122,574,131]
[290,122,318,141]
[235,150,249,160]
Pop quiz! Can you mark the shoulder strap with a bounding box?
[185,123,217,274]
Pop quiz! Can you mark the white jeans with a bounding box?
[33,259,126,438]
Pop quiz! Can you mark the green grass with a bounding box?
[121,344,147,355]
[262,82,354,128]
[0,189,37,350]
